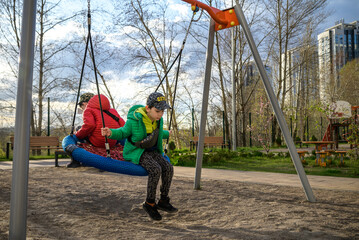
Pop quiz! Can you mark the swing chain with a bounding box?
[192,8,204,22]
[181,11,196,50]
[155,11,196,92]
[87,0,91,27]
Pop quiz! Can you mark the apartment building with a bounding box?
[317,19,359,101]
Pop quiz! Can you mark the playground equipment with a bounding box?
[322,101,359,149]
[63,0,199,175]
[62,135,173,176]
[10,0,317,237]
[183,0,315,204]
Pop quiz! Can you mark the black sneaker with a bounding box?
[143,202,162,221]
[157,197,178,213]
[66,159,81,168]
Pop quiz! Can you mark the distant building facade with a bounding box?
[317,19,359,101]
[281,45,319,107]
[244,61,273,87]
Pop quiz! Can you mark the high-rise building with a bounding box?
[281,45,319,107]
[317,19,359,101]
[243,61,273,87]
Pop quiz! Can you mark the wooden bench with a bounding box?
[316,151,328,167]
[6,136,68,166]
[191,136,229,150]
[335,150,347,166]
[296,141,309,148]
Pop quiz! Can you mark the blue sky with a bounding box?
[0,0,358,128]
[321,0,359,30]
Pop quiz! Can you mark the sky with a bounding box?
[0,0,358,128]
[320,0,359,30]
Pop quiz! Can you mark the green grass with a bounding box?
[2,148,358,178]
[0,153,69,161]
[168,148,359,178]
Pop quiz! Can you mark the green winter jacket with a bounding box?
[108,104,169,164]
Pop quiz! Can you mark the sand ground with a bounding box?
[0,164,358,239]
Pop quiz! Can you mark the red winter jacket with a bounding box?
[76,94,125,148]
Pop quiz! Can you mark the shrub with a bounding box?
[239,152,248,157]
[310,135,318,141]
[251,150,263,157]
[0,149,5,158]
[277,152,285,158]
[311,149,316,156]
[168,141,176,151]
[175,154,196,166]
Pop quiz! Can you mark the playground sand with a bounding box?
[0,167,358,239]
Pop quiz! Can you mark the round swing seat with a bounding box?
[62,135,148,176]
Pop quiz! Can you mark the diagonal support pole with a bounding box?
[233,2,315,202]
[194,19,216,190]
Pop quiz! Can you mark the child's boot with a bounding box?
[157,196,178,213]
[66,157,81,168]
[143,201,162,221]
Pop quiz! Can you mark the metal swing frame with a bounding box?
[10,0,315,238]
[184,0,315,203]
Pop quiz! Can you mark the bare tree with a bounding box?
[0,0,82,136]
[262,0,327,142]
[112,0,198,148]
[281,22,321,141]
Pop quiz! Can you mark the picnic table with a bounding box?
[302,141,335,166]
[302,141,335,151]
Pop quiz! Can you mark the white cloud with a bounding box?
[122,26,138,34]
[169,2,190,17]
[83,68,153,117]
[46,21,83,41]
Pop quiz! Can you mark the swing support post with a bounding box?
[189,0,315,202]
[194,18,215,190]
[9,0,37,238]
[233,3,315,202]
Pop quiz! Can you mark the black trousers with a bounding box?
[139,151,173,203]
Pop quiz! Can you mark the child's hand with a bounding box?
[101,127,112,137]
[169,130,172,136]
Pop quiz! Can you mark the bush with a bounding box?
[295,136,301,142]
[0,149,5,158]
[175,154,196,166]
[311,149,316,156]
[239,152,248,157]
[277,152,285,158]
[348,149,359,167]
[310,135,318,141]
[205,150,238,164]
[168,141,176,151]
[251,150,263,157]
[275,137,282,146]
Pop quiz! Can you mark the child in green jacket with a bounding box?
[101,92,177,220]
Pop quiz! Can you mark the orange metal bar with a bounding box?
[214,8,239,31]
[181,0,228,25]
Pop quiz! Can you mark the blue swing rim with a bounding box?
[62,135,149,176]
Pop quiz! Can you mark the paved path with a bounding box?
[174,166,359,192]
[1,159,358,192]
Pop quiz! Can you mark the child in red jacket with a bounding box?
[74,94,126,162]
[76,94,125,147]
